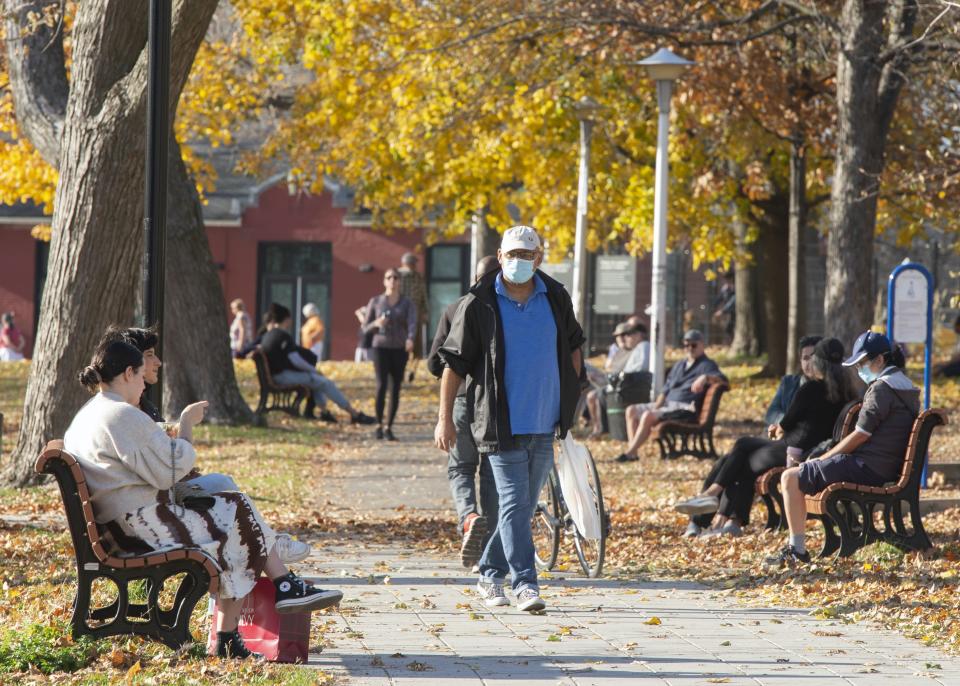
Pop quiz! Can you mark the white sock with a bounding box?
[788,534,806,554]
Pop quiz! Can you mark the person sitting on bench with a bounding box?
[261,304,375,425]
[765,331,918,567]
[64,338,344,660]
[615,329,726,463]
[674,337,854,538]
[98,325,309,565]
[586,321,647,438]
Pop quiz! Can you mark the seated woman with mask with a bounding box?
[64,338,342,660]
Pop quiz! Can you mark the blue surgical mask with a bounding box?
[858,364,879,385]
[502,258,535,284]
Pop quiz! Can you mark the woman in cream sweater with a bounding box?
[64,338,341,659]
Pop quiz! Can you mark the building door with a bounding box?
[257,242,332,359]
[426,244,469,339]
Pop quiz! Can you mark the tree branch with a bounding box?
[3,0,68,166]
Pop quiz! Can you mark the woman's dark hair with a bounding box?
[798,335,822,350]
[811,337,855,404]
[99,324,158,353]
[79,340,144,391]
[870,343,906,370]
[268,303,291,324]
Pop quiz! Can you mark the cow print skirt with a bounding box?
[103,491,277,600]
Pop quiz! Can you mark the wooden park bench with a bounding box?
[756,400,862,531]
[251,347,309,417]
[36,442,220,650]
[650,381,729,460]
[755,405,946,557]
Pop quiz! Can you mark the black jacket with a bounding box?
[439,269,585,453]
[427,299,459,380]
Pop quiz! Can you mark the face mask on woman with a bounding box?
[502,257,535,284]
[858,362,879,385]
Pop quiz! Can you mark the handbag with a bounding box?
[556,434,602,540]
[171,481,216,512]
[207,577,311,662]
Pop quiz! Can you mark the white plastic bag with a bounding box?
[556,434,602,540]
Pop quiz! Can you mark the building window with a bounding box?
[426,244,469,339]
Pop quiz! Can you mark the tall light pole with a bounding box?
[572,96,601,338]
[636,48,693,398]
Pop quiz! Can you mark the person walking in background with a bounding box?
[436,226,584,613]
[301,303,325,362]
[398,252,429,381]
[428,255,501,568]
[712,272,736,345]
[354,305,373,362]
[363,269,418,440]
[0,312,25,361]
[228,299,253,359]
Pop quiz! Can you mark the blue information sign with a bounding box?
[886,260,933,486]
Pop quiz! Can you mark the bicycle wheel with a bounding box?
[533,469,562,571]
[573,451,607,578]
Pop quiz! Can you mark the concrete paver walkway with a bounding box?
[299,403,960,684]
[303,544,960,685]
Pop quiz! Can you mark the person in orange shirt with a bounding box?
[301,303,325,361]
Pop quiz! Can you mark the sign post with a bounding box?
[886,259,933,486]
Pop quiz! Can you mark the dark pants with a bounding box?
[447,396,499,538]
[371,347,407,427]
[693,436,786,527]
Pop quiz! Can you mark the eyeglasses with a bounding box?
[504,250,538,261]
[384,274,399,280]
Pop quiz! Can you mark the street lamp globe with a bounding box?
[573,95,602,122]
[636,47,695,82]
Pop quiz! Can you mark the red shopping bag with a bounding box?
[207,578,311,663]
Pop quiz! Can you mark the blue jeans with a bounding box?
[479,434,554,593]
[448,396,498,534]
[274,369,350,412]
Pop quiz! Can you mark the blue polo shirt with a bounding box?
[495,273,560,435]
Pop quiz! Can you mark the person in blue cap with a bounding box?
[765,331,919,567]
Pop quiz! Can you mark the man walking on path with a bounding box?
[428,255,501,569]
[435,226,584,612]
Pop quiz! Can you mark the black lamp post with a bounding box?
[142,0,171,407]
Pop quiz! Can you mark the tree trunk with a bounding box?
[824,0,917,345]
[4,0,218,486]
[163,140,259,424]
[753,193,790,377]
[786,141,806,373]
[731,216,759,356]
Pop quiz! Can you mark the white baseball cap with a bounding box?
[501,225,541,253]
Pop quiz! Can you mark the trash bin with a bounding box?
[604,373,653,442]
[605,388,629,441]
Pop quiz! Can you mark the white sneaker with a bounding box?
[682,521,702,538]
[721,521,743,537]
[517,587,546,612]
[476,579,509,607]
[274,534,311,564]
[673,494,720,516]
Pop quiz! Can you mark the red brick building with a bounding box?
[0,174,725,360]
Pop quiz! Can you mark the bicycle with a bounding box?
[532,446,609,578]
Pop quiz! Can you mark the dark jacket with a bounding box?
[764,374,803,426]
[427,299,459,380]
[439,269,585,453]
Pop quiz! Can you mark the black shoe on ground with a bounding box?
[375,426,384,440]
[215,630,263,660]
[763,545,811,568]
[384,428,398,441]
[274,573,343,614]
[460,514,487,568]
[615,452,638,463]
[351,411,376,425]
[318,410,338,424]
